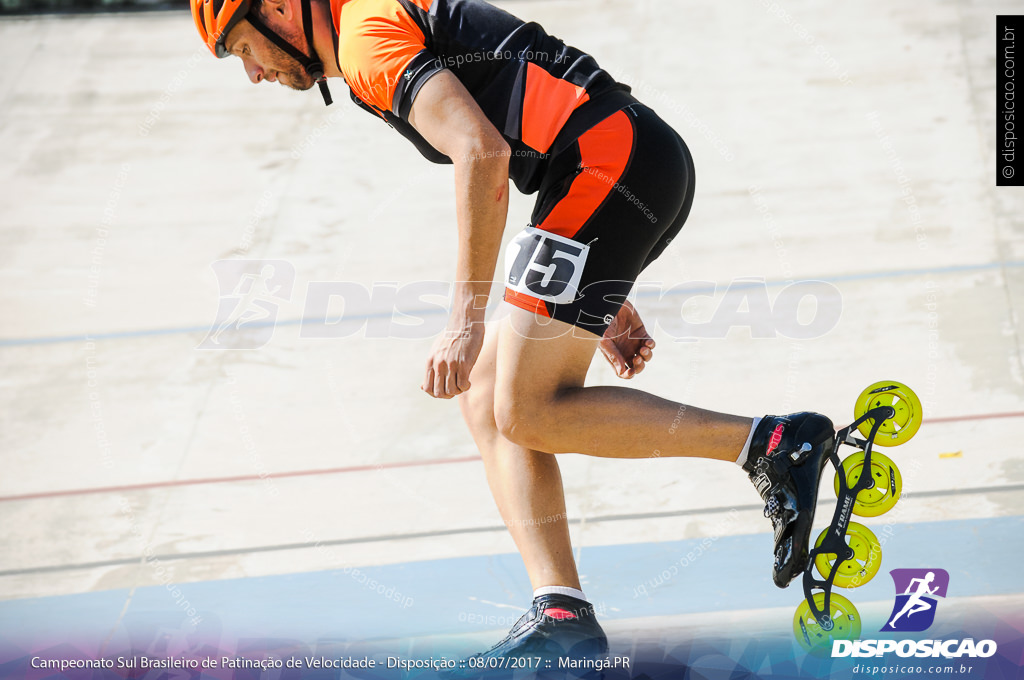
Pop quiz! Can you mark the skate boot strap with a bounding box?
[763,494,782,519]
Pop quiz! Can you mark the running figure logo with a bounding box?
[881,568,950,632]
[199,260,295,349]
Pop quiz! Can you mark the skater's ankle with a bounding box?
[734,417,761,468]
[533,585,588,603]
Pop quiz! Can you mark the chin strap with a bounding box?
[246,0,333,105]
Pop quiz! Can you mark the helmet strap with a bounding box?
[246,0,333,105]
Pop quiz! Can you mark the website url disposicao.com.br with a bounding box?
[849,663,976,675]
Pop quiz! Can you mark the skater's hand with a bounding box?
[422,320,484,399]
[600,300,655,379]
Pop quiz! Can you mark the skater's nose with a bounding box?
[241,56,265,84]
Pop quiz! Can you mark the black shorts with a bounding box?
[502,103,696,336]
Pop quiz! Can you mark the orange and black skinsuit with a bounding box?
[332,0,695,335]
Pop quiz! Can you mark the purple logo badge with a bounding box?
[880,568,950,632]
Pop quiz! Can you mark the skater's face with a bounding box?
[222,1,315,91]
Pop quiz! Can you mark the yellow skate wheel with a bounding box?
[854,380,923,446]
[793,592,862,652]
[813,522,883,588]
[834,451,902,517]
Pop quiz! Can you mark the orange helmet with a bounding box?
[192,0,251,58]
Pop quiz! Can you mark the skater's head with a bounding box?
[191,0,333,92]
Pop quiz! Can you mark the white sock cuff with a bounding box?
[533,585,588,602]
[735,417,762,467]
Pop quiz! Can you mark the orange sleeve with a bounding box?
[337,0,435,114]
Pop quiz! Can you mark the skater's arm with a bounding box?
[408,70,510,399]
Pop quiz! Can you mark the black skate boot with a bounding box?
[743,412,835,588]
[444,594,608,678]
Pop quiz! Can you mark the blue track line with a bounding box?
[0,516,1019,644]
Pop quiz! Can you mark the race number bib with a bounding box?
[504,227,589,305]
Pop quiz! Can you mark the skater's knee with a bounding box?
[493,397,557,452]
[459,380,496,435]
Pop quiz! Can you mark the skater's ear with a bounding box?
[254,0,295,25]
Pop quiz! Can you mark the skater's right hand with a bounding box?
[599,300,655,379]
[422,316,485,399]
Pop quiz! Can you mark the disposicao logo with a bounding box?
[881,568,949,632]
[831,567,997,659]
[832,638,997,659]
[198,260,295,350]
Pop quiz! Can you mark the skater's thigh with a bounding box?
[494,306,600,405]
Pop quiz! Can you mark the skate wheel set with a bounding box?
[793,380,923,651]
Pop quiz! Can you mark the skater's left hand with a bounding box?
[600,300,655,379]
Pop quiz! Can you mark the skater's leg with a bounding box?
[494,309,835,589]
[450,324,606,673]
[494,307,753,460]
[459,324,581,590]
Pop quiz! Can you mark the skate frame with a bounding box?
[798,405,896,639]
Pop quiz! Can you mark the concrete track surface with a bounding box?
[1,1,1022,678]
